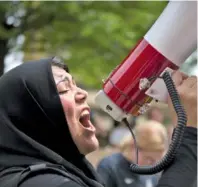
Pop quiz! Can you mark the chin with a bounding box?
[81,135,99,155]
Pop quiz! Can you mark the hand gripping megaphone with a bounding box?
[95,1,197,174]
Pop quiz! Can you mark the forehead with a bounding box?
[51,65,71,79]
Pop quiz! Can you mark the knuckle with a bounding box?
[177,87,185,95]
[188,76,197,82]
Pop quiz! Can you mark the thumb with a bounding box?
[167,71,188,126]
[171,70,188,87]
[168,70,188,103]
[168,70,187,104]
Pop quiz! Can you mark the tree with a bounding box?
[5,1,197,89]
[0,1,57,74]
[22,1,168,88]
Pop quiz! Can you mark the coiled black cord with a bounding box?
[123,71,187,174]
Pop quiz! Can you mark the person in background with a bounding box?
[97,120,168,187]
[166,125,174,145]
[147,106,165,123]
[108,121,131,148]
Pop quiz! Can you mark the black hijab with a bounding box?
[0,58,103,186]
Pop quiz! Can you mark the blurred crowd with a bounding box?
[86,103,174,187]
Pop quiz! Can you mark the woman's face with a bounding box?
[137,149,165,166]
[52,66,99,155]
[124,143,165,165]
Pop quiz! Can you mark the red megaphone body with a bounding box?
[95,1,197,121]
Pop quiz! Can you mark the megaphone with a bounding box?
[95,1,197,121]
[95,1,197,174]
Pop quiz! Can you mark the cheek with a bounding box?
[158,152,166,160]
[138,154,146,165]
[60,96,76,121]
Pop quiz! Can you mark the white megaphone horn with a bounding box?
[95,1,197,175]
[95,1,197,122]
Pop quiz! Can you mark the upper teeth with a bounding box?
[80,110,89,118]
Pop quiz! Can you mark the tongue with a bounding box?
[80,116,90,128]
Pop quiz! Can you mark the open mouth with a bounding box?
[79,113,91,128]
[79,110,95,132]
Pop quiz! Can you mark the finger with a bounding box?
[171,71,188,87]
[192,79,197,89]
[182,76,197,88]
[172,70,188,79]
[180,71,188,79]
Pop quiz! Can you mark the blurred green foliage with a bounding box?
[1,1,196,89]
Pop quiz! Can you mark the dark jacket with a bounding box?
[157,127,197,187]
[0,58,104,187]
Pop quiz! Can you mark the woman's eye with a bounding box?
[59,90,69,95]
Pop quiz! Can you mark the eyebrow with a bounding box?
[56,75,73,86]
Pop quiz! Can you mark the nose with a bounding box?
[75,87,88,103]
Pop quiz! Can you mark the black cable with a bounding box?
[123,118,139,164]
[123,71,187,174]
